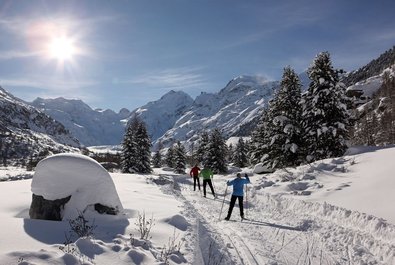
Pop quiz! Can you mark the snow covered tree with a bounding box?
[263,66,303,169]
[227,143,234,163]
[165,145,175,168]
[232,137,249,168]
[196,131,210,166]
[152,141,163,168]
[353,112,378,146]
[249,108,272,165]
[121,117,139,173]
[205,128,228,173]
[121,117,152,173]
[152,151,162,168]
[173,141,187,174]
[302,52,351,162]
[134,121,152,173]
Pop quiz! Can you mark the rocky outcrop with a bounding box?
[29,194,71,221]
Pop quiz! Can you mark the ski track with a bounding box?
[159,174,395,265]
[223,226,264,265]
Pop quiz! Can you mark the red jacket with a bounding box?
[190,166,200,177]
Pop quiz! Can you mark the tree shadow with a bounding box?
[23,214,130,244]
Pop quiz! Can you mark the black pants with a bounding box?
[193,176,200,191]
[203,179,215,196]
[226,195,244,218]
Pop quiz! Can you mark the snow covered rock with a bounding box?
[253,163,273,174]
[29,153,123,221]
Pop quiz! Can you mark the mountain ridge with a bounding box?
[0,86,80,163]
[31,97,131,146]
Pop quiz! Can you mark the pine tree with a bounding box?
[165,145,175,168]
[302,52,351,162]
[152,151,162,168]
[249,108,272,165]
[227,143,234,164]
[121,117,152,173]
[263,66,303,169]
[135,121,152,173]
[354,112,378,145]
[121,117,140,173]
[152,141,163,168]
[233,137,248,168]
[173,141,187,174]
[205,129,228,173]
[196,131,210,166]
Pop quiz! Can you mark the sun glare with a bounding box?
[49,36,75,61]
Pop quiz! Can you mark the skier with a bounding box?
[225,173,250,220]
[190,164,201,191]
[200,167,216,198]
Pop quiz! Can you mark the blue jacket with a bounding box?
[227,174,250,196]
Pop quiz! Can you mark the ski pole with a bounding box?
[245,184,248,218]
[212,176,216,196]
[219,184,228,220]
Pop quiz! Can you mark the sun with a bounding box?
[48,36,76,61]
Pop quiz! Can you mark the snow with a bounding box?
[155,76,278,149]
[31,97,130,146]
[1,146,395,264]
[347,74,383,98]
[31,153,123,220]
[87,145,122,154]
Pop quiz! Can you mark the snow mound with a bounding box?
[165,214,190,231]
[31,153,123,219]
[253,163,273,174]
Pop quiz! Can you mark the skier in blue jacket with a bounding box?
[225,173,250,220]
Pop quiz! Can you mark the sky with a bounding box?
[0,0,394,112]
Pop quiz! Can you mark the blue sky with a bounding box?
[0,0,394,112]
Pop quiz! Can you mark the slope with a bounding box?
[1,146,395,264]
[0,87,80,163]
[155,75,278,149]
[31,97,131,146]
[128,90,194,143]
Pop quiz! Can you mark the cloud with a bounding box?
[0,74,101,105]
[0,50,41,60]
[0,18,24,33]
[122,67,209,91]
[0,75,98,94]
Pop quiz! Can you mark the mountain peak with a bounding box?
[160,90,191,101]
[221,75,272,95]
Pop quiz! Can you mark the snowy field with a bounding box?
[0,146,395,264]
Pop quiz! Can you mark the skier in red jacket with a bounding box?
[190,164,201,191]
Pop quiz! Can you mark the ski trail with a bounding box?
[157,174,395,264]
[155,174,235,264]
[175,175,284,263]
[222,226,265,265]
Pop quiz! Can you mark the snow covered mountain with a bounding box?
[26,76,277,149]
[30,97,131,146]
[0,87,80,162]
[128,90,194,141]
[154,75,279,149]
[344,46,395,103]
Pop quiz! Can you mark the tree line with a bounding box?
[121,51,353,174]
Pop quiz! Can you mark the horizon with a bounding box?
[0,0,394,112]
